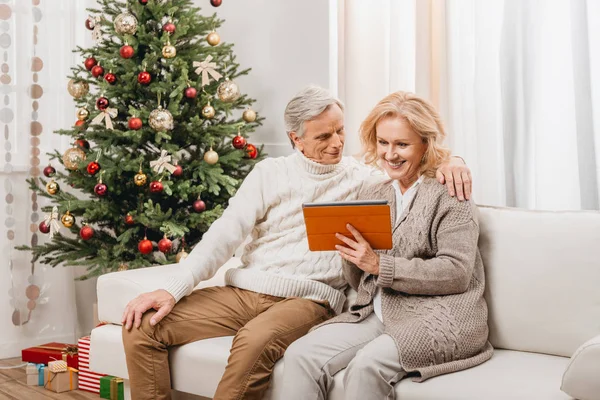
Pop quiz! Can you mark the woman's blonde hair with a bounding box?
[360,91,451,177]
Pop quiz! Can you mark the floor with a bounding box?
[0,357,97,399]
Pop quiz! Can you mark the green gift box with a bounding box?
[99,375,124,400]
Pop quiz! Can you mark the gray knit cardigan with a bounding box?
[316,176,493,382]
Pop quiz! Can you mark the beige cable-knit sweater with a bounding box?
[163,152,375,314]
[317,176,493,381]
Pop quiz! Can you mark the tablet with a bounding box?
[302,200,393,251]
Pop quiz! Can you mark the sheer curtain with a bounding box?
[0,0,96,358]
[338,0,600,210]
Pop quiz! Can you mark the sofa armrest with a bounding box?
[561,333,600,400]
[97,257,242,325]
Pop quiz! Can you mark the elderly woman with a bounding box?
[280,91,493,400]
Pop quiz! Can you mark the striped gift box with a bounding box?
[77,336,106,394]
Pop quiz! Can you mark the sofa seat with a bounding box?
[91,323,572,400]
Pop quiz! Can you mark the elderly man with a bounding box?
[121,85,471,400]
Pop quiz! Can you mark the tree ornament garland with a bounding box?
[67,80,89,98]
[114,12,138,35]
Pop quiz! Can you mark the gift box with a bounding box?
[25,363,45,386]
[43,366,78,393]
[21,342,79,369]
[100,375,124,400]
[77,335,106,393]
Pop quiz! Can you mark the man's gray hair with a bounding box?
[284,85,344,148]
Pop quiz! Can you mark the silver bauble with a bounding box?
[114,12,138,35]
[217,78,240,102]
[149,107,174,132]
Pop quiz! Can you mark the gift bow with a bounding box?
[193,55,222,87]
[92,108,118,130]
[44,206,61,238]
[111,377,124,399]
[90,15,103,43]
[149,150,177,174]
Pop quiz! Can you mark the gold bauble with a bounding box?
[217,78,240,102]
[204,148,219,165]
[62,147,86,171]
[114,12,138,35]
[134,170,148,186]
[176,250,188,263]
[46,180,60,195]
[77,107,89,121]
[206,31,220,46]
[61,211,75,228]
[149,107,174,131]
[201,104,215,119]
[162,43,176,59]
[67,79,89,99]
[118,263,129,271]
[242,108,257,123]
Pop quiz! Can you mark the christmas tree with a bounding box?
[17,0,264,279]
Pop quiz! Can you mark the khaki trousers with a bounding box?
[122,286,333,400]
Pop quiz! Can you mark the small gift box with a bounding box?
[43,366,79,393]
[100,375,124,400]
[21,342,79,369]
[25,363,44,386]
[77,335,106,393]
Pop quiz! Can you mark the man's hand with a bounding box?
[335,224,380,275]
[121,289,176,331]
[436,156,472,201]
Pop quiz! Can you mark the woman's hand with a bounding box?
[335,224,380,275]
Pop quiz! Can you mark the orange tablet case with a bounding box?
[302,201,393,251]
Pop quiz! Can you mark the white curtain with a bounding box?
[339,0,600,210]
[0,0,96,359]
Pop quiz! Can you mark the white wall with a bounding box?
[197,0,333,157]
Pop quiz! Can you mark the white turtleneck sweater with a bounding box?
[164,152,375,314]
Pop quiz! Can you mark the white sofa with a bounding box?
[90,205,600,400]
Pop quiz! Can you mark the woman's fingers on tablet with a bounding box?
[335,232,358,249]
[346,224,367,243]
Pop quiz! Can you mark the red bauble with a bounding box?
[210,0,222,7]
[75,120,86,129]
[76,138,90,151]
[138,238,153,254]
[84,57,97,71]
[232,135,246,149]
[119,45,134,59]
[94,183,108,196]
[96,97,109,111]
[138,71,151,85]
[91,65,105,78]
[158,237,173,253]
[104,73,117,84]
[246,143,258,159]
[138,0,149,4]
[193,199,206,213]
[80,225,94,240]
[87,161,101,175]
[172,165,183,177]
[128,117,143,130]
[149,181,164,193]
[125,214,134,225]
[39,221,50,234]
[43,165,56,177]
[85,18,94,31]
[184,87,197,99]
[163,22,176,34]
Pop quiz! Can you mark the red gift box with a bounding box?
[21,342,79,369]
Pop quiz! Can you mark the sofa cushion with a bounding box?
[477,206,600,357]
[91,324,572,400]
[561,334,600,400]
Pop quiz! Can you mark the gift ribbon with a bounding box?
[193,55,222,87]
[45,366,78,391]
[92,108,118,130]
[110,377,124,400]
[43,206,61,238]
[34,344,78,359]
[149,149,177,174]
[37,364,45,386]
[69,367,78,390]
